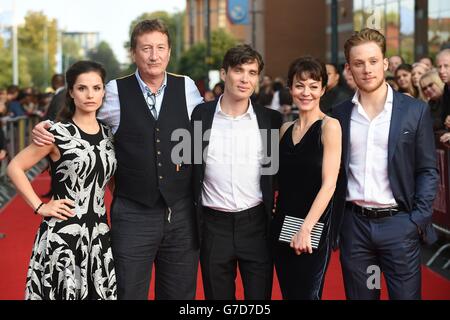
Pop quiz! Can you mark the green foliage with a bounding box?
[178,29,237,81]
[0,37,32,88]
[210,29,238,69]
[61,36,83,73]
[178,42,208,81]
[18,11,58,90]
[119,63,137,78]
[0,38,13,88]
[88,41,121,81]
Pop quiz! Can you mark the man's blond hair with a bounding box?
[344,28,386,62]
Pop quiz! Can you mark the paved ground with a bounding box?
[422,235,450,280]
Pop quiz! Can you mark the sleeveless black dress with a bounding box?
[271,120,332,300]
[25,121,117,300]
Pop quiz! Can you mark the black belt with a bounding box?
[346,202,401,219]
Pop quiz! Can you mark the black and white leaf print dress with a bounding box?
[25,120,117,300]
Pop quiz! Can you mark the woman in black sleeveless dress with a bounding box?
[271,57,342,300]
[7,61,117,300]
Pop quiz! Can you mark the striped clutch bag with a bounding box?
[278,215,324,249]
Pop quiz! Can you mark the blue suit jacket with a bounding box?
[331,89,439,249]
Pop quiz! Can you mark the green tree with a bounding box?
[125,11,185,72]
[210,29,237,69]
[0,36,32,88]
[178,42,208,81]
[61,36,83,74]
[178,29,237,81]
[88,41,121,81]
[18,11,58,90]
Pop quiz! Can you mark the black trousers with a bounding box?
[110,196,199,300]
[339,205,422,300]
[200,204,273,300]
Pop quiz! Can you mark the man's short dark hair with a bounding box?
[419,55,434,65]
[51,74,65,89]
[326,63,339,74]
[7,85,19,95]
[221,44,264,74]
[130,19,171,50]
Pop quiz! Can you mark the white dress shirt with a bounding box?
[201,97,263,212]
[346,84,397,208]
[54,86,65,95]
[97,70,204,134]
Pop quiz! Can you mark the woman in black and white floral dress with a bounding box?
[7,61,117,300]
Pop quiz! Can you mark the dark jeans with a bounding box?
[110,196,199,300]
[339,206,422,300]
[200,204,273,300]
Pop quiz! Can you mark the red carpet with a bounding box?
[1,172,449,300]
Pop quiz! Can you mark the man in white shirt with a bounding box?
[332,28,438,300]
[191,45,282,299]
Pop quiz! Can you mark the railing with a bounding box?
[427,138,450,268]
[0,115,44,238]
[0,115,42,178]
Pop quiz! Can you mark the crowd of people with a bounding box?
[0,74,69,166]
[0,85,53,119]
[2,18,450,301]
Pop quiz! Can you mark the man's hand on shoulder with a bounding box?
[32,121,55,146]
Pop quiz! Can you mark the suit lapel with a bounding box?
[340,101,353,174]
[201,103,216,174]
[254,105,269,130]
[254,106,271,162]
[388,91,406,162]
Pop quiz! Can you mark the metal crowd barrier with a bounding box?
[0,115,46,238]
[0,115,42,178]
[427,139,450,269]
[0,115,43,206]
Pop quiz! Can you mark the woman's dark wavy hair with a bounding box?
[287,56,328,89]
[57,60,106,121]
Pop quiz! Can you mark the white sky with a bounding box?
[0,0,186,63]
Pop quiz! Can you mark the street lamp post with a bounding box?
[174,7,181,63]
[205,0,211,90]
[12,0,18,85]
[43,21,49,88]
[251,0,256,48]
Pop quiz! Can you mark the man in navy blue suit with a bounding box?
[331,28,439,300]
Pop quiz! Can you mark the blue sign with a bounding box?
[227,0,249,25]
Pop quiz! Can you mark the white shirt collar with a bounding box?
[135,69,167,96]
[54,86,65,95]
[352,83,394,114]
[215,95,255,120]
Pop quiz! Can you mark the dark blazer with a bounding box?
[0,126,5,150]
[443,85,450,122]
[191,100,282,244]
[45,88,66,121]
[331,89,439,248]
